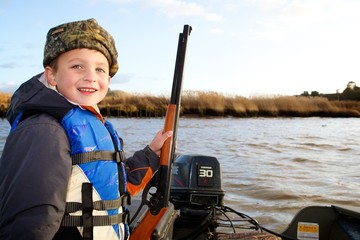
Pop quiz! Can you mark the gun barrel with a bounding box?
[129,24,192,240]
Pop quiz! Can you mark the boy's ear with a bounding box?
[44,66,57,86]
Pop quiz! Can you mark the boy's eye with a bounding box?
[96,68,106,73]
[71,65,82,69]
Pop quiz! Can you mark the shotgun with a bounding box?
[129,24,192,240]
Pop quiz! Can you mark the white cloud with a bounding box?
[242,0,360,28]
[146,0,223,21]
[0,80,18,93]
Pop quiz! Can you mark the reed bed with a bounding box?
[0,93,12,118]
[181,92,360,117]
[1,91,360,118]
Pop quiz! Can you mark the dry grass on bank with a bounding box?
[99,90,168,117]
[0,93,11,104]
[99,90,360,118]
[181,91,360,117]
[0,93,12,118]
[1,91,360,118]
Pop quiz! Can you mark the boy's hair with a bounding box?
[43,18,118,77]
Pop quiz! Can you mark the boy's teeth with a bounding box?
[80,88,95,92]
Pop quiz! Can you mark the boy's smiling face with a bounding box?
[45,48,111,106]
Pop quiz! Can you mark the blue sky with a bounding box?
[1,0,360,97]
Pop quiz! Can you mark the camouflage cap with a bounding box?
[43,18,118,77]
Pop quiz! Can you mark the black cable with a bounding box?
[215,205,236,233]
[222,205,262,231]
[220,205,298,240]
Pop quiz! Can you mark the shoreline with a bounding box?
[1,91,360,118]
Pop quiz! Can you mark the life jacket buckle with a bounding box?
[116,150,126,162]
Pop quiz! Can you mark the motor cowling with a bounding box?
[170,154,225,209]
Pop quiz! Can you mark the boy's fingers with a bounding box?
[164,131,173,138]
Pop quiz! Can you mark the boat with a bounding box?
[129,154,360,240]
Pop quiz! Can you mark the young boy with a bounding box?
[0,18,172,240]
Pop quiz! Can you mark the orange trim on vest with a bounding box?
[126,168,153,196]
[81,106,104,123]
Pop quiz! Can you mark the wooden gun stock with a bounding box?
[130,25,192,240]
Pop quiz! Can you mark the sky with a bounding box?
[1,0,360,97]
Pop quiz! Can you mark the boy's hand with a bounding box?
[148,130,173,156]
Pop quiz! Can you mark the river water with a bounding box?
[1,117,359,232]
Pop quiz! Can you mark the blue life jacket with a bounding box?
[61,107,130,239]
[12,107,130,240]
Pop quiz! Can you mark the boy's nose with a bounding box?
[83,70,97,82]
[83,77,96,82]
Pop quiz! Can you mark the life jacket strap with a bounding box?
[82,183,93,240]
[61,212,129,227]
[64,194,131,213]
[71,150,125,165]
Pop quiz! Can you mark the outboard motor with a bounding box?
[170,154,225,239]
